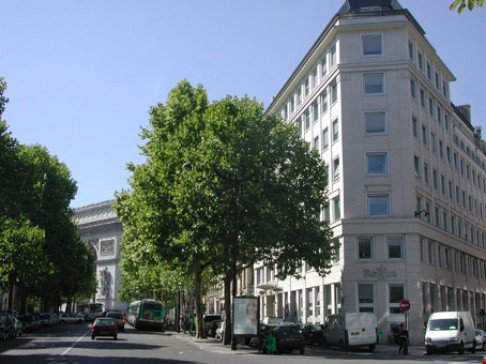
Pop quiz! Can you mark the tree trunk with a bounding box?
[223,272,232,345]
[193,259,204,338]
[8,279,15,312]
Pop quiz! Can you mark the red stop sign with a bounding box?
[399,299,410,312]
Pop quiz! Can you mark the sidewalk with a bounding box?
[172,330,426,357]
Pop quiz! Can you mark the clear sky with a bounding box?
[2,0,484,208]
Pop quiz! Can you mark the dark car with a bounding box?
[261,323,305,354]
[106,312,125,332]
[0,314,16,340]
[302,323,324,346]
[84,313,95,323]
[203,315,222,336]
[91,318,118,340]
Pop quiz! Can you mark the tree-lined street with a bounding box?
[1,323,485,364]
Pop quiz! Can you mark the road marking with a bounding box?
[60,330,89,356]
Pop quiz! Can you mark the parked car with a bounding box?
[203,315,222,336]
[261,323,305,354]
[83,313,95,323]
[18,315,36,332]
[106,311,125,332]
[13,318,23,337]
[91,318,118,340]
[39,313,52,327]
[302,323,325,346]
[475,330,486,351]
[322,313,377,351]
[59,313,83,324]
[0,313,16,340]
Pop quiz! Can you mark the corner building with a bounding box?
[261,0,486,344]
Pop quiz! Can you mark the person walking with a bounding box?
[397,323,409,355]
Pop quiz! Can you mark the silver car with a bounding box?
[475,330,486,351]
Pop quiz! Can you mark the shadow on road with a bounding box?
[0,354,197,364]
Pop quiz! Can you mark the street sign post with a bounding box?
[399,299,410,313]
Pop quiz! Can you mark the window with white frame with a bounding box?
[387,235,404,259]
[322,127,329,150]
[333,195,341,220]
[330,79,338,103]
[364,73,384,94]
[365,111,386,134]
[312,101,319,123]
[320,89,328,114]
[313,135,320,152]
[366,152,387,175]
[389,284,405,314]
[358,237,373,259]
[330,43,337,66]
[358,283,375,313]
[333,157,340,181]
[320,54,327,77]
[332,118,339,142]
[362,33,382,56]
[368,194,389,216]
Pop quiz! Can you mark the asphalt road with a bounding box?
[1,323,486,364]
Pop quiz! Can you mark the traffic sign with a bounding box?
[399,299,410,312]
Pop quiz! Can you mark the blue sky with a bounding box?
[2,0,484,208]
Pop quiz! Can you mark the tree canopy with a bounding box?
[116,80,335,340]
[450,0,484,12]
[0,77,95,312]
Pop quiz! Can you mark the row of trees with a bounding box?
[114,80,336,345]
[0,77,96,313]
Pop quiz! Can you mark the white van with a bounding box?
[425,311,476,354]
[322,312,378,351]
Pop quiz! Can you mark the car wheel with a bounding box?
[369,344,376,351]
[91,335,95,340]
[114,334,118,340]
[471,343,476,354]
[458,342,465,354]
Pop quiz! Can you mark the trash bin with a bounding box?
[262,327,277,354]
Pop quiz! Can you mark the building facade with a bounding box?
[260,0,486,344]
[74,200,126,312]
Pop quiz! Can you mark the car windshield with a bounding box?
[96,319,114,326]
[427,318,458,331]
[107,313,123,319]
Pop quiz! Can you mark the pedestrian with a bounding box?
[397,323,409,355]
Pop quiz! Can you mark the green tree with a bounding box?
[450,0,484,12]
[116,80,334,343]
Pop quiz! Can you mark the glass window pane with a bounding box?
[362,34,382,55]
[368,195,389,216]
[365,112,385,134]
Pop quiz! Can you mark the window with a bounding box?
[422,125,428,145]
[364,73,384,94]
[333,157,340,181]
[408,40,414,61]
[320,55,327,77]
[306,288,314,317]
[312,101,319,123]
[387,236,404,259]
[330,79,338,103]
[439,140,444,158]
[429,98,434,116]
[410,79,416,98]
[366,152,387,175]
[313,136,320,152]
[433,169,438,190]
[435,72,440,89]
[431,132,436,153]
[320,90,328,114]
[418,52,424,71]
[362,34,382,55]
[332,118,339,142]
[427,240,434,265]
[389,284,405,314]
[412,116,418,137]
[303,109,310,131]
[424,162,429,184]
[427,62,432,80]
[330,43,337,66]
[368,194,389,216]
[322,128,329,150]
[358,237,373,259]
[420,88,426,107]
[333,195,341,220]
[358,284,375,313]
[442,80,448,98]
[414,156,420,177]
[365,111,386,134]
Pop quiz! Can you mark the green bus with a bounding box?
[128,299,165,331]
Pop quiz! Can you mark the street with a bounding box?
[1,323,485,364]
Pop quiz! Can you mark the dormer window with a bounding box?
[360,6,382,12]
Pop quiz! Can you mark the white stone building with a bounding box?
[259,0,486,344]
[74,200,127,312]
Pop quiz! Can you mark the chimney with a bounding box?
[457,104,471,124]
